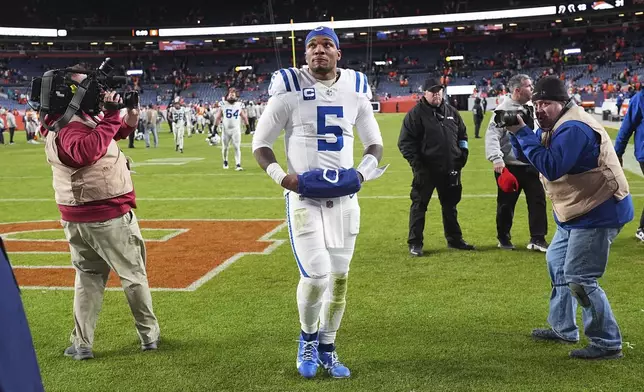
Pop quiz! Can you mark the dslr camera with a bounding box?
[493,109,531,128]
[28,58,139,131]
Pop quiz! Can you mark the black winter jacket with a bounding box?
[398,97,469,173]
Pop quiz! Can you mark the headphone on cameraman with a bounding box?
[35,70,95,133]
[28,58,134,133]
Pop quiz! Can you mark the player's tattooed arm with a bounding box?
[253,147,278,171]
[363,144,383,162]
[252,95,292,189]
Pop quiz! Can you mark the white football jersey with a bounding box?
[170,106,190,124]
[220,101,245,131]
[252,67,382,175]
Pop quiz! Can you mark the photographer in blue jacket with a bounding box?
[506,76,633,360]
[614,87,644,240]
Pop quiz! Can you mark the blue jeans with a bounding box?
[546,226,622,349]
[145,124,158,148]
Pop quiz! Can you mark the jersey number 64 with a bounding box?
[225,109,240,119]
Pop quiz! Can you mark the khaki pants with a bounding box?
[62,211,160,349]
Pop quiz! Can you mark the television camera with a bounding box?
[28,58,139,132]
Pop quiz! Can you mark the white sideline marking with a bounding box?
[144,158,205,162]
[4,219,287,292]
[130,157,205,167]
[5,193,644,203]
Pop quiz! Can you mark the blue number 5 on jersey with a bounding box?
[317,106,344,151]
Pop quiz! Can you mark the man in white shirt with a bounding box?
[252,26,387,380]
[2,109,16,144]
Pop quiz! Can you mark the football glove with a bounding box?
[297,168,361,199]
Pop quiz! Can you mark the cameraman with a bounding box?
[398,78,474,257]
[507,76,633,360]
[485,74,548,252]
[41,68,160,360]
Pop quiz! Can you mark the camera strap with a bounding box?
[44,77,92,133]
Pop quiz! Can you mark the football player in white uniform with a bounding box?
[215,88,249,170]
[169,99,189,153]
[252,26,386,380]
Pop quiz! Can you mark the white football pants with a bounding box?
[285,191,360,345]
[186,117,194,135]
[172,122,185,150]
[222,128,241,166]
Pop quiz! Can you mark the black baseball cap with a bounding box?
[423,77,444,92]
[532,76,569,102]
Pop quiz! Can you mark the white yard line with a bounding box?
[0,168,552,179]
[12,265,74,269]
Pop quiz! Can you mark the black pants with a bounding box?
[474,117,483,137]
[0,129,4,144]
[408,169,463,246]
[247,117,256,134]
[8,127,15,143]
[128,130,135,148]
[494,164,547,241]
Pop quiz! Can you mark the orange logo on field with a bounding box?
[1,220,285,290]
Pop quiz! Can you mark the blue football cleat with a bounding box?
[296,335,319,379]
[318,350,351,378]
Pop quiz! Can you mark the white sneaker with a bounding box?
[636,228,644,241]
[235,164,243,171]
[527,239,548,253]
[223,160,229,169]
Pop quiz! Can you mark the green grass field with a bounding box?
[1,113,643,392]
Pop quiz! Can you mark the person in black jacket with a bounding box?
[398,78,475,256]
[472,97,484,138]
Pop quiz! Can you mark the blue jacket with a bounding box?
[511,121,634,229]
[0,238,44,392]
[615,90,644,162]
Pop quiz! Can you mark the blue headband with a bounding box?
[305,26,340,49]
